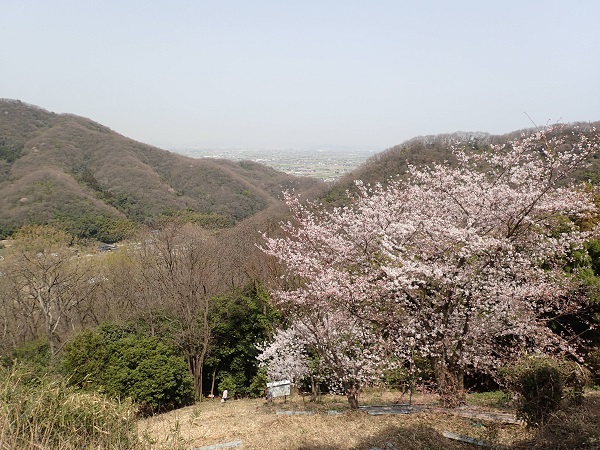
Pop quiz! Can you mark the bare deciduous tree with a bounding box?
[3,225,97,357]
[134,222,223,400]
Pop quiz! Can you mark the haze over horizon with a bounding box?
[2,1,599,152]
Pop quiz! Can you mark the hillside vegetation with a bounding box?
[2,100,600,449]
[0,99,325,240]
[326,123,600,203]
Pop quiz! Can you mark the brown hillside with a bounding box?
[325,123,600,204]
[0,99,326,239]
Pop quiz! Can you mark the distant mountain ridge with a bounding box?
[3,99,598,240]
[0,99,325,240]
[325,122,600,203]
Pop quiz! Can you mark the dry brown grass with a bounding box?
[139,390,532,450]
[0,365,142,450]
[511,391,600,450]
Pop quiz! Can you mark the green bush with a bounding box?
[0,363,142,449]
[206,284,280,398]
[217,372,239,398]
[3,338,51,373]
[502,356,588,427]
[61,323,194,415]
[55,213,137,243]
[249,367,268,398]
[515,361,562,426]
[0,138,24,163]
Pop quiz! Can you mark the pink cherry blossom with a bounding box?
[259,125,600,407]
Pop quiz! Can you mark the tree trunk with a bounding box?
[343,380,360,410]
[46,327,57,359]
[210,368,217,398]
[310,375,321,402]
[188,353,204,401]
[198,361,203,402]
[432,358,465,407]
[195,355,203,401]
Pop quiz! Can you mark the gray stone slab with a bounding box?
[192,440,243,450]
[275,410,314,415]
[443,431,493,447]
[359,405,424,415]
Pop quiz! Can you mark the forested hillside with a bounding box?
[0,99,326,240]
[326,122,600,203]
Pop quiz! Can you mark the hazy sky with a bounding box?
[2,1,599,151]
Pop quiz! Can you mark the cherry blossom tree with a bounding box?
[257,300,389,409]
[261,126,600,405]
[257,325,310,385]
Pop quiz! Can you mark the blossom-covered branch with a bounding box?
[260,125,600,406]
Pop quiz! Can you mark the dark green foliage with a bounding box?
[73,166,105,194]
[588,348,600,386]
[206,284,280,398]
[0,138,24,163]
[55,213,137,243]
[517,363,562,427]
[4,339,51,374]
[248,367,268,397]
[585,239,600,277]
[102,336,194,414]
[0,220,17,239]
[61,323,194,414]
[562,238,600,347]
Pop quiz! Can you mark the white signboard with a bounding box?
[267,380,291,398]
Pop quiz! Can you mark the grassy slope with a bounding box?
[140,390,533,450]
[141,390,600,449]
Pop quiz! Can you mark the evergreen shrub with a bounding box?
[61,323,194,415]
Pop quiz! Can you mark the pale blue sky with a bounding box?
[2,1,599,151]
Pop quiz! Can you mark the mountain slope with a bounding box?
[0,99,325,239]
[325,123,600,204]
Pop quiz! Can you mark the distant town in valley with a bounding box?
[172,146,379,181]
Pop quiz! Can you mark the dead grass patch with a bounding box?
[511,391,600,449]
[139,390,532,450]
